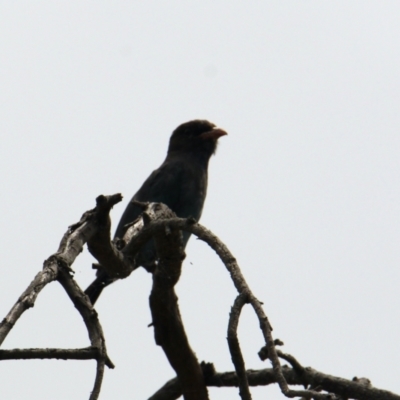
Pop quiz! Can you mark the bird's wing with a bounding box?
[114,159,184,239]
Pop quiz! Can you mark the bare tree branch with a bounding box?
[0,263,59,346]
[149,365,400,400]
[122,216,400,400]
[0,195,102,346]
[123,217,292,398]
[91,359,106,400]
[0,346,104,361]
[0,194,120,400]
[2,194,399,400]
[86,194,137,279]
[147,204,209,400]
[227,293,252,400]
[57,268,114,370]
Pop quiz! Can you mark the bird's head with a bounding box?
[168,120,227,162]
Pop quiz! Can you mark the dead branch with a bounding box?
[0,346,103,361]
[122,217,296,398]
[227,293,252,400]
[0,263,59,346]
[2,194,399,400]
[86,194,137,279]
[149,363,400,400]
[147,203,209,400]
[0,194,121,400]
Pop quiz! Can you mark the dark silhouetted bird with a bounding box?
[84,120,227,304]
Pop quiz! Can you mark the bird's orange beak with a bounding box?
[200,127,228,140]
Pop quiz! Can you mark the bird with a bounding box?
[84,119,227,304]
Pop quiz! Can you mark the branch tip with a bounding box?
[130,200,149,209]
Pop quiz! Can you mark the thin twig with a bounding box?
[227,293,252,400]
[90,359,106,400]
[57,269,114,369]
[0,346,103,361]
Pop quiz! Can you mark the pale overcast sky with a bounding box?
[1,2,400,399]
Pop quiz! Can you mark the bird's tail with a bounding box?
[84,272,116,305]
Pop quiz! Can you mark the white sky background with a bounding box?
[1,2,400,399]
